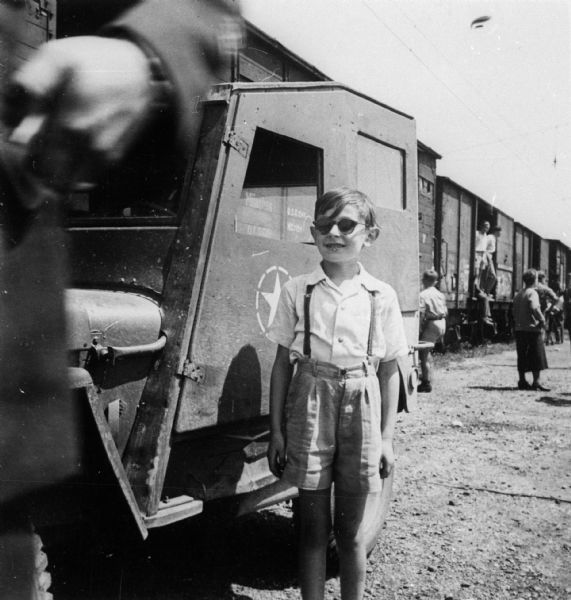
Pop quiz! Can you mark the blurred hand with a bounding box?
[3,36,154,190]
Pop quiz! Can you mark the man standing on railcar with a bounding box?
[513,269,549,391]
[475,220,490,280]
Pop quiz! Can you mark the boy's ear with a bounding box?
[310,225,317,242]
[365,226,380,245]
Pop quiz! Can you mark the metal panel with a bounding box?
[176,87,418,433]
[439,184,460,307]
[495,212,514,301]
[417,153,436,276]
[522,229,531,271]
[67,228,176,295]
[457,192,472,306]
[514,226,524,292]
[539,239,550,275]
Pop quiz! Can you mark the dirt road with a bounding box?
[50,340,571,599]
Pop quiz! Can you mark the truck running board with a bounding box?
[143,495,204,529]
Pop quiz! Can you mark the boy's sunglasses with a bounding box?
[313,217,366,235]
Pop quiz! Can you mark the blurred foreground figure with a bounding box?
[0,1,241,596]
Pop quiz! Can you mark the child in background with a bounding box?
[418,269,448,393]
[267,187,408,600]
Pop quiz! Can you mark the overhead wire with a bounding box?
[360,0,567,213]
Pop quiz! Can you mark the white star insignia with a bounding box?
[261,273,282,328]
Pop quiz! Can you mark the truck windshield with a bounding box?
[236,128,321,243]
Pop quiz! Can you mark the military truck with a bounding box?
[1,0,421,592]
[61,77,420,528]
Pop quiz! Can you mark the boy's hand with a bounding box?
[267,431,286,478]
[379,439,395,479]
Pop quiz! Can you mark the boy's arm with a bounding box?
[378,358,399,479]
[267,344,293,477]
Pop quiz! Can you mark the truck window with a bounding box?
[64,132,184,225]
[357,133,405,211]
[235,128,321,243]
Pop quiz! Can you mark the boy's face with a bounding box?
[310,204,378,265]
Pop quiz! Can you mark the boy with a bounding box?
[418,269,447,393]
[267,187,408,600]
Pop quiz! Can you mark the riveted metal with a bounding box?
[182,360,205,383]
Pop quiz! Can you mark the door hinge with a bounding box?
[223,130,249,158]
[182,360,205,383]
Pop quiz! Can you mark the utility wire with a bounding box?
[361,0,566,213]
[445,122,571,155]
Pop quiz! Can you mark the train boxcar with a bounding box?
[431,176,517,341]
[434,176,474,317]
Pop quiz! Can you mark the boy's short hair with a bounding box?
[523,269,537,286]
[314,187,378,229]
[422,269,439,284]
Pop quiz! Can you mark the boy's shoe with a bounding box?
[417,381,432,393]
[531,383,550,392]
[517,380,532,390]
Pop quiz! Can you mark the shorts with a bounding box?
[282,358,383,493]
[420,319,446,344]
[515,330,548,373]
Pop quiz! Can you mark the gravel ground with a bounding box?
[49,338,571,599]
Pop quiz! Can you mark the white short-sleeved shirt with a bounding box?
[268,264,409,367]
[419,286,448,320]
[475,230,488,253]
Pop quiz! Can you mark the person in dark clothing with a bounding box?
[513,269,549,391]
[3,0,242,189]
[0,3,242,597]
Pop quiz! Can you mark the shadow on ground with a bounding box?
[47,504,298,600]
[468,385,520,391]
[536,396,571,407]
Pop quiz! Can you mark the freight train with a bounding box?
[417,145,570,345]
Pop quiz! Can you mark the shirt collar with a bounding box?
[306,263,384,292]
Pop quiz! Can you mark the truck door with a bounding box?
[175,84,418,433]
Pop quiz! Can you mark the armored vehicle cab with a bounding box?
[62,82,420,535]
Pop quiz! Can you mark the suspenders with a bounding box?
[303,284,377,359]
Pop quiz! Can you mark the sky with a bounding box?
[240,0,571,244]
